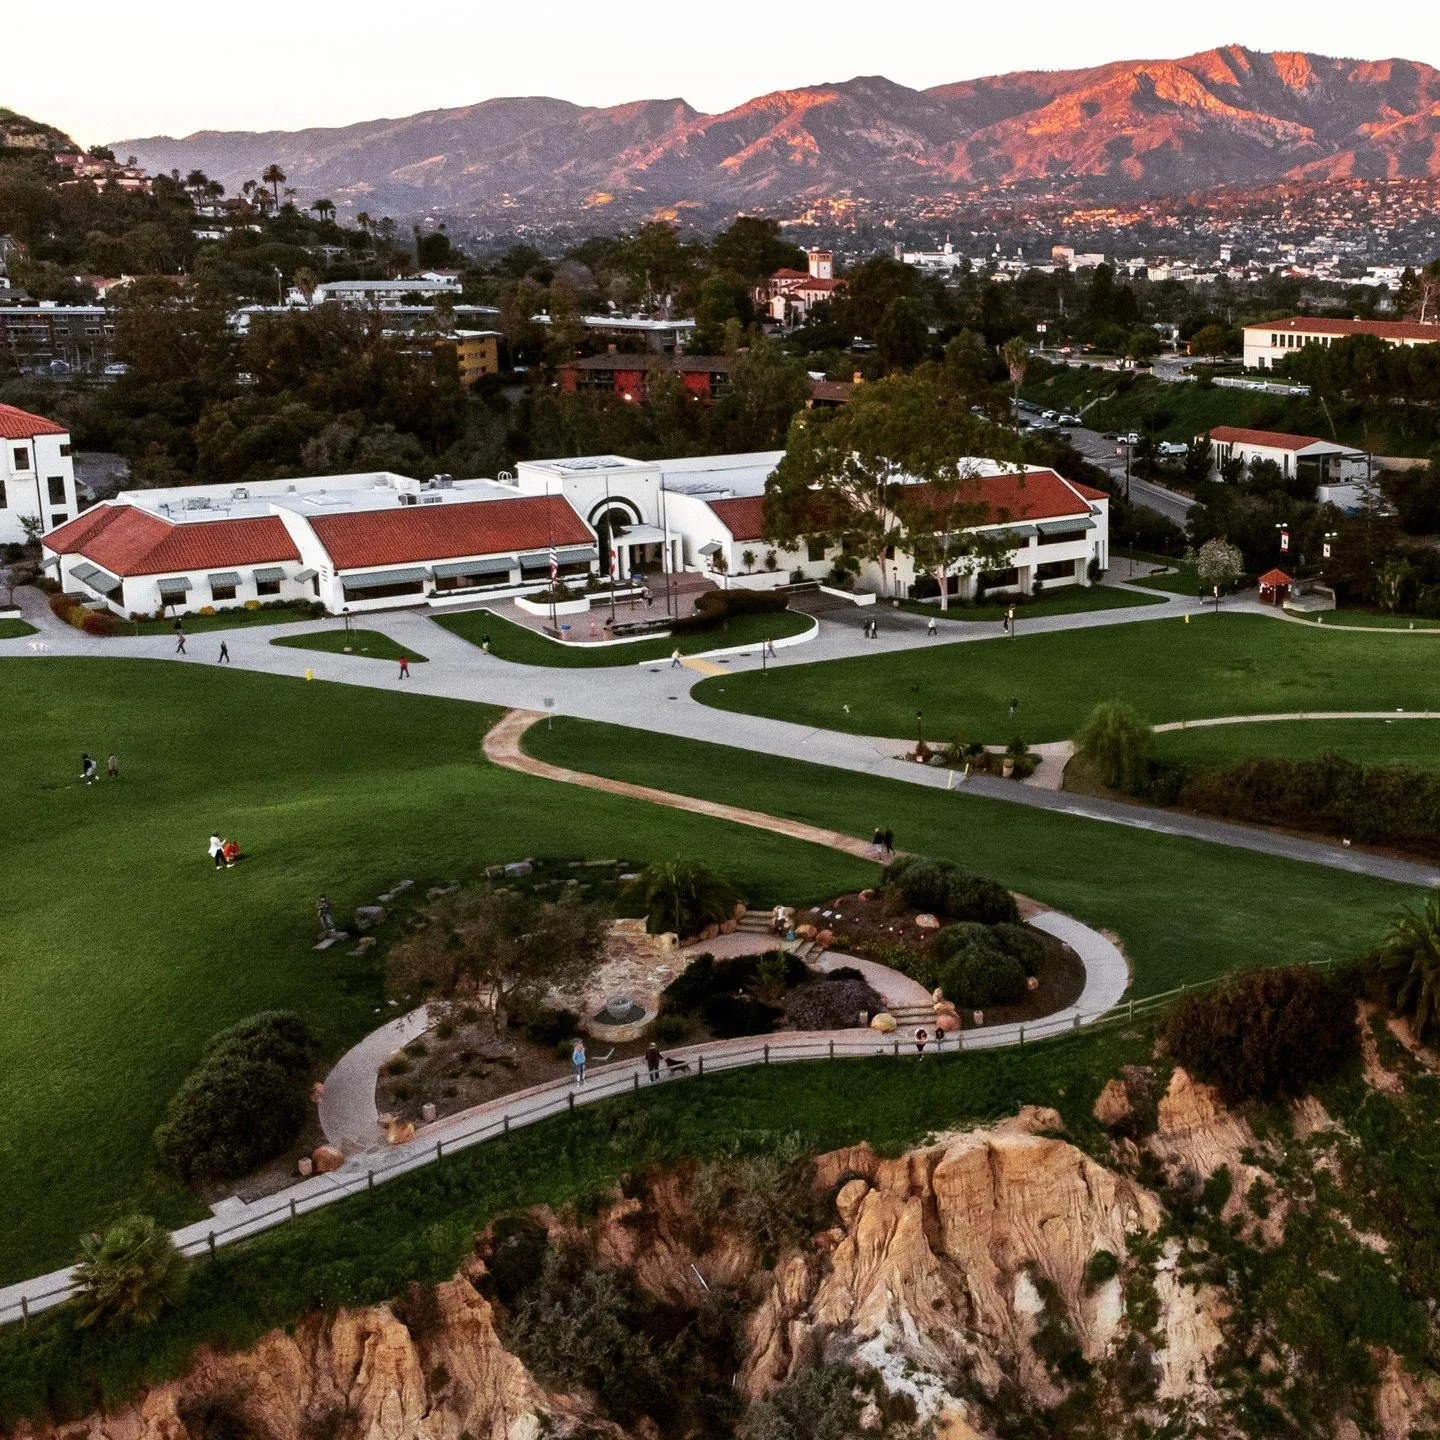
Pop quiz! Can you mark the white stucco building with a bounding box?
[1243,316,1440,371]
[1208,426,1370,504]
[0,402,78,546]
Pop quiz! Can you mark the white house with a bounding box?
[42,471,597,618]
[1243,317,1440,371]
[0,402,78,546]
[1208,426,1369,497]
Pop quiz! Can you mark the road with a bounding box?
[1066,425,1196,527]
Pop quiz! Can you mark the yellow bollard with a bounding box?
[305,667,314,682]
[1184,613,1190,624]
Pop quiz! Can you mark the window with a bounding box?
[50,513,67,526]
[0,482,6,509]
[47,476,66,505]
[806,538,826,562]
[256,579,281,597]
[59,443,72,457]
[211,583,237,601]
[1035,559,1078,582]
[1040,525,1088,543]
[12,447,28,470]
[979,567,1019,591]
[340,578,423,602]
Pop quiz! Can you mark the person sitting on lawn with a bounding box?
[222,839,240,868]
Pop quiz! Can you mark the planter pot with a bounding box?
[1002,757,1016,778]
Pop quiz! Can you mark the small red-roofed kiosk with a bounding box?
[1258,569,1293,605]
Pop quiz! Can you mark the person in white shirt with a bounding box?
[209,833,225,870]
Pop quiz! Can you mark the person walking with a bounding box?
[80,753,98,784]
[316,894,336,936]
[646,1041,661,1083]
[670,647,682,668]
[765,637,777,659]
[174,628,187,655]
[914,1027,929,1057]
[1008,696,1018,720]
[209,832,225,871]
[571,1037,587,1086]
[643,584,653,609]
[398,655,410,680]
[1005,605,1016,637]
[872,827,885,860]
[106,751,118,780]
[883,826,894,857]
[218,640,230,664]
[481,632,491,653]
[926,615,937,637]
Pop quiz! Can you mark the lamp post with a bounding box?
[916,710,924,754]
[342,605,352,652]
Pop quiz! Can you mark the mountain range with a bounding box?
[113,47,1440,226]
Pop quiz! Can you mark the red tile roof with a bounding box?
[45,503,300,575]
[1069,480,1109,502]
[1258,569,1293,587]
[1210,424,1334,451]
[0,403,68,441]
[1244,317,1440,343]
[897,469,1098,529]
[309,495,591,571]
[707,496,767,541]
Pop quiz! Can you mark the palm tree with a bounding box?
[311,197,336,224]
[625,858,740,938]
[74,1214,187,1330]
[1375,894,1440,1038]
[293,267,319,305]
[262,163,286,207]
[356,211,372,235]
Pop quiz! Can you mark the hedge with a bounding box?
[670,588,790,636]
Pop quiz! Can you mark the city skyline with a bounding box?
[9,0,1438,148]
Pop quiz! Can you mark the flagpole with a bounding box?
[604,470,617,625]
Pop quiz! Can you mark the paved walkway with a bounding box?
[1154,710,1440,732]
[318,1004,431,1153]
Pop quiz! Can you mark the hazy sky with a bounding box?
[12,0,1437,146]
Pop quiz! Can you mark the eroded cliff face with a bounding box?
[23,1073,1440,1440]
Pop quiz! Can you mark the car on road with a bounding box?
[1155,441,1189,458]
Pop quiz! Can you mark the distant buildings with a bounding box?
[1243,317,1440,370]
[0,403,78,546]
[558,351,855,407]
[755,250,844,328]
[0,304,116,374]
[1208,425,1371,509]
[452,331,501,387]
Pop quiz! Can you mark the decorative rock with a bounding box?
[309,1080,325,1104]
[934,1000,958,1016]
[312,1145,344,1174]
[935,1012,962,1034]
[734,900,748,920]
[427,883,460,899]
[386,1118,416,1146]
[915,913,940,930]
[795,923,818,940]
[421,1102,437,1124]
[719,919,737,935]
[502,860,534,878]
[347,936,376,957]
[1026,975,1040,991]
[354,905,386,932]
[296,1157,313,1177]
[816,929,834,948]
[931,987,945,1003]
[859,888,874,901]
[870,1012,897,1033]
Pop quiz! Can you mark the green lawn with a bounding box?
[0,618,37,639]
[129,605,322,635]
[0,659,870,1283]
[1112,548,1203,596]
[1154,719,1440,770]
[432,606,814,667]
[1287,611,1440,631]
[695,612,1440,745]
[0,1021,1151,1422]
[271,629,428,663]
[901,585,1163,622]
[524,719,1416,997]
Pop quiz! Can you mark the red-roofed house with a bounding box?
[1244,316,1440,371]
[0,401,77,545]
[42,472,600,617]
[1208,425,1368,500]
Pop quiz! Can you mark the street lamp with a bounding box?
[342,605,352,652]
[916,710,925,756]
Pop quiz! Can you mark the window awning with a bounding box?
[207,571,241,587]
[517,550,552,567]
[698,541,723,557]
[157,576,192,595]
[70,562,121,595]
[986,524,1037,543]
[1036,517,1095,535]
[295,567,318,583]
[342,566,430,590]
[432,556,513,578]
[557,545,598,563]
[252,566,287,583]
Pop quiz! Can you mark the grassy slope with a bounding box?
[0,618,37,639]
[1154,719,1440,769]
[129,605,321,635]
[1113,549,1203,596]
[433,607,813,667]
[694,613,1440,745]
[902,585,1163,621]
[271,629,428,663]
[523,719,1413,995]
[0,1023,1149,1422]
[0,659,870,1283]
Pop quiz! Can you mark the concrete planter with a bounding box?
[515,593,590,618]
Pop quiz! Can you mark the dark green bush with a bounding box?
[507,1001,580,1046]
[702,994,781,1039]
[693,589,788,620]
[651,1013,690,1044]
[1177,754,1440,859]
[990,922,1045,976]
[664,951,802,1016]
[1160,965,1357,1104]
[483,1214,550,1308]
[884,855,1018,923]
[940,940,1027,1010]
[154,1013,313,1184]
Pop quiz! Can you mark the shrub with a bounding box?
[740,1364,870,1440]
[507,1001,579,1047]
[49,591,82,620]
[483,1214,550,1308]
[785,977,884,1030]
[73,1214,186,1330]
[80,610,118,636]
[651,1013,690,1044]
[1372,893,1440,1038]
[941,940,1027,1009]
[625,858,740,938]
[990,921,1046,976]
[693,588,787,620]
[154,1012,313,1183]
[826,965,866,982]
[1084,1249,1120,1291]
[702,993,781,1038]
[1076,700,1153,793]
[1160,965,1357,1104]
[883,854,1017,924]
[1417,586,1440,621]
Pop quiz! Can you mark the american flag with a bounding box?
[548,545,558,584]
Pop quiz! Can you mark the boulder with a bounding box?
[870,1012,897,1033]
[309,1080,325,1104]
[935,1012,962,1034]
[915,913,940,930]
[720,919,737,935]
[934,999,958,1016]
[296,1156,313,1177]
[816,929,834,948]
[386,1118,416,1146]
[354,905,386,931]
[932,987,945,1003]
[311,1145,344,1174]
[1026,975,1040,991]
[503,860,533,878]
[795,923,818,940]
[734,900,748,919]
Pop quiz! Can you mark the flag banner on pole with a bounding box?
[609,547,618,580]
[549,545,558,584]
[1323,541,1331,559]
[1280,530,1290,553]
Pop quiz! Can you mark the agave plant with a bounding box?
[1375,894,1440,1039]
[74,1213,186,1330]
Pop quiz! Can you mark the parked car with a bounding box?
[1041,409,1058,422]
[1156,441,1189,458]
[1058,412,1082,427]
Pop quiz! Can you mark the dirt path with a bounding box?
[483,708,880,864]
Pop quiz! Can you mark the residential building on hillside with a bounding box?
[452,331,501,387]
[558,352,855,407]
[0,304,115,373]
[1243,316,1440,370]
[308,277,463,307]
[0,402,78,545]
[43,472,596,618]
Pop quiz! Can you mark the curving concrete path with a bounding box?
[318,1003,431,1153]
[1154,709,1440,732]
